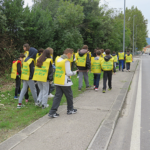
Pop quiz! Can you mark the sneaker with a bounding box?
[48,93,54,98]
[14,96,18,99]
[94,85,96,89]
[17,104,23,108]
[35,102,41,107]
[67,109,77,115]
[86,85,92,90]
[95,88,98,91]
[78,88,81,91]
[77,76,79,78]
[25,99,28,103]
[108,88,112,91]
[42,104,49,109]
[103,90,106,93]
[49,113,59,118]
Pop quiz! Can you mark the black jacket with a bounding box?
[77,49,91,71]
[47,60,53,81]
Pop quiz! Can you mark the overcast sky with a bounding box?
[24,0,150,37]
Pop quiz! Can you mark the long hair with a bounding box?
[36,49,51,68]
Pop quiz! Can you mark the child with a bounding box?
[118,50,125,72]
[112,51,118,74]
[49,48,78,118]
[75,49,80,78]
[23,43,30,58]
[11,54,25,99]
[77,45,91,91]
[101,49,115,93]
[47,47,55,98]
[125,50,133,72]
[36,48,44,59]
[17,45,38,108]
[32,49,53,109]
[91,50,103,91]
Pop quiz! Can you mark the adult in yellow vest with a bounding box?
[49,49,78,118]
[118,50,125,72]
[11,54,25,99]
[33,49,53,109]
[91,50,103,91]
[101,49,115,93]
[112,51,118,74]
[77,45,91,91]
[125,50,133,72]
[17,45,38,108]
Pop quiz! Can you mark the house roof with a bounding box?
[146,45,150,48]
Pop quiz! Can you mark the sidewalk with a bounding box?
[0,59,139,150]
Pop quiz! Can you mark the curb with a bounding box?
[87,60,139,150]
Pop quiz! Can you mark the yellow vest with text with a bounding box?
[54,57,67,85]
[75,53,79,63]
[91,57,102,73]
[101,58,114,71]
[125,54,132,63]
[11,61,18,79]
[118,52,124,60]
[112,55,118,62]
[77,54,87,67]
[21,58,34,80]
[32,58,52,82]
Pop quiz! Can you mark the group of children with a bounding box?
[11,44,133,118]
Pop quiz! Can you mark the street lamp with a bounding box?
[123,0,126,52]
[133,15,136,55]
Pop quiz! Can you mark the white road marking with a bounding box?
[130,59,142,150]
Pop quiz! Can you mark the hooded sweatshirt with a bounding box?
[25,47,37,80]
[77,49,91,71]
[103,55,116,72]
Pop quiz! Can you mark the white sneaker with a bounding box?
[48,93,54,98]
[77,76,79,78]
[42,104,49,109]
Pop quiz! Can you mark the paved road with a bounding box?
[108,55,150,150]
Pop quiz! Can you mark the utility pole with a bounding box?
[123,0,126,52]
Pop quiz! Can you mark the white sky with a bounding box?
[24,0,150,37]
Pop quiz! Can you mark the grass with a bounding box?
[0,71,103,143]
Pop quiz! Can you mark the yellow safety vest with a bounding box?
[118,52,124,60]
[54,57,67,85]
[68,54,74,63]
[75,53,79,63]
[21,58,34,80]
[77,54,87,67]
[32,58,52,82]
[101,58,114,71]
[112,55,118,62]
[126,54,132,63]
[88,52,91,59]
[11,61,18,79]
[91,57,101,73]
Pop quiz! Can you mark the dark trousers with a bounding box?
[25,87,29,99]
[94,74,101,88]
[103,71,112,90]
[126,63,130,70]
[49,86,73,115]
[119,60,124,70]
[15,76,21,96]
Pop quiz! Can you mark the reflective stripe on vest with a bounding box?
[126,54,132,63]
[32,58,52,82]
[101,58,114,71]
[21,58,34,80]
[91,57,101,73]
[77,54,87,67]
[112,55,118,62]
[118,52,124,60]
[11,61,18,79]
[54,57,67,85]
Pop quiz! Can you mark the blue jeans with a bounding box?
[119,60,124,70]
[94,74,101,88]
